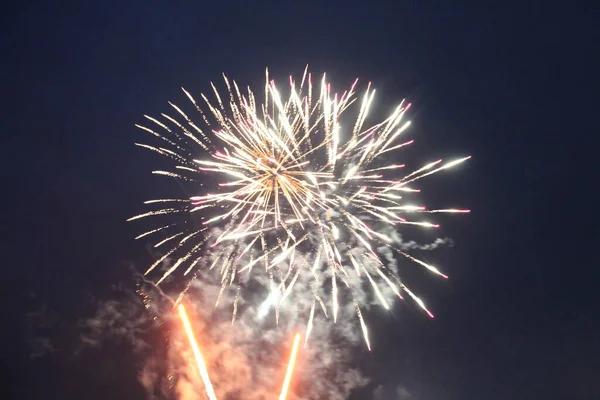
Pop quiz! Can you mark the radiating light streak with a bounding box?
[178,304,217,400]
[279,333,301,400]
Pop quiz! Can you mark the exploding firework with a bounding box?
[129,66,469,348]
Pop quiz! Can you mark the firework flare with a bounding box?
[129,66,470,348]
[178,301,303,400]
[279,333,301,400]
[80,274,370,400]
[178,304,217,400]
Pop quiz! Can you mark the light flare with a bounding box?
[178,304,217,400]
[279,333,301,400]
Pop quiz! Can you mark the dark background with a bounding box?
[3,1,599,399]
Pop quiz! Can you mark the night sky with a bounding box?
[3,2,599,399]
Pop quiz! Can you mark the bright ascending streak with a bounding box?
[178,306,303,400]
[178,304,218,400]
[279,333,301,400]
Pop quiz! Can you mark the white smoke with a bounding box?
[398,237,454,251]
[77,270,369,399]
[166,242,373,400]
[387,230,454,251]
[78,222,451,399]
[25,301,59,359]
[79,283,153,354]
[373,384,418,400]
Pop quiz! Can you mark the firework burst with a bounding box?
[129,66,469,348]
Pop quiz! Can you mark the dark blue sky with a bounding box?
[3,2,599,399]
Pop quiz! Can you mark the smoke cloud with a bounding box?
[74,225,451,399]
[373,384,418,400]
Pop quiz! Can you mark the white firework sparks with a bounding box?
[129,66,470,348]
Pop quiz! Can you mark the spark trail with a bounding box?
[178,304,217,400]
[279,333,301,400]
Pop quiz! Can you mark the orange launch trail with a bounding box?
[279,333,301,400]
[178,304,217,400]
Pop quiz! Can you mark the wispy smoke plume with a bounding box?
[74,227,451,400]
[79,261,370,399]
[392,231,454,251]
[25,295,61,360]
[373,384,418,400]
